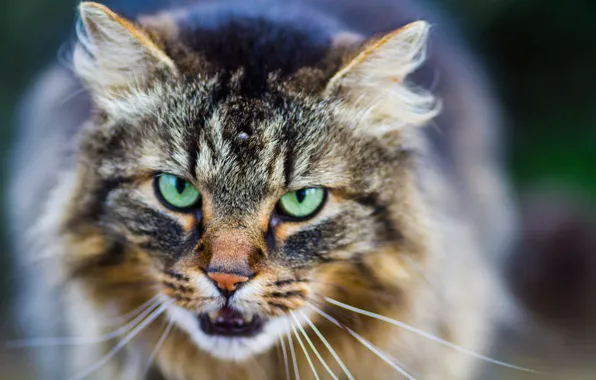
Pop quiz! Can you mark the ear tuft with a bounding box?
[74,2,177,98]
[326,21,440,132]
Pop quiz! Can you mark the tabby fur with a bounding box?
[8,0,514,379]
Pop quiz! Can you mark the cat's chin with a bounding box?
[166,303,291,361]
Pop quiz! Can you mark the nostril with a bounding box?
[207,271,251,295]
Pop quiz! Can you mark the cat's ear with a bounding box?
[74,2,178,97]
[325,21,439,132]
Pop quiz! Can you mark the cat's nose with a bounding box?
[207,271,250,296]
[202,227,263,296]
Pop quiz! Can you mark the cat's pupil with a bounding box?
[175,178,187,194]
[295,189,307,203]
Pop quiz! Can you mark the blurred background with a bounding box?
[0,0,595,378]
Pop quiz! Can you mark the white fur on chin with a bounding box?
[165,303,292,361]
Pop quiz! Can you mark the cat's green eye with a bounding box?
[156,174,201,210]
[277,188,326,219]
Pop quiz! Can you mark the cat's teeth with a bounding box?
[241,311,254,323]
[206,308,254,324]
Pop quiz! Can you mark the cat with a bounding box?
[7,0,519,379]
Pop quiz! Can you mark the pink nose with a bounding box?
[207,272,249,294]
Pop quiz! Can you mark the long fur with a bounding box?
[8,1,513,379]
[326,21,441,132]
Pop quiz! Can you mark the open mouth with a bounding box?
[199,306,265,337]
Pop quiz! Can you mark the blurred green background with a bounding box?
[1,0,595,307]
[447,0,596,193]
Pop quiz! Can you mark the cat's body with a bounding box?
[8,0,514,379]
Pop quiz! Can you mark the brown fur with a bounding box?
[9,1,514,379]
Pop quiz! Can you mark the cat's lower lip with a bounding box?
[198,306,265,337]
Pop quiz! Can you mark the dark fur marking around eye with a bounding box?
[182,223,203,255]
[281,218,346,266]
[283,228,324,259]
[120,206,184,240]
[111,199,202,266]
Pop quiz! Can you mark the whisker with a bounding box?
[101,295,161,327]
[289,317,320,380]
[276,342,283,375]
[308,295,360,329]
[280,332,291,380]
[247,348,269,379]
[5,297,162,348]
[297,310,355,380]
[401,256,437,291]
[65,303,167,380]
[309,283,402,318]
[140,318,174,378]
[290,311,338,380]
[57,87,86,107]
[324,297,539,374]
[287,327,300,380]
[308,303,416,380]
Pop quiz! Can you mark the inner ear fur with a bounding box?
[74,2,178,97]
[325,21,440,132]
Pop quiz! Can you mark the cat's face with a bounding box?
[74,78,404,359]
[63,3,437,361]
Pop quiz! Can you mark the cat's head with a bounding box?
[61,2,438,361]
